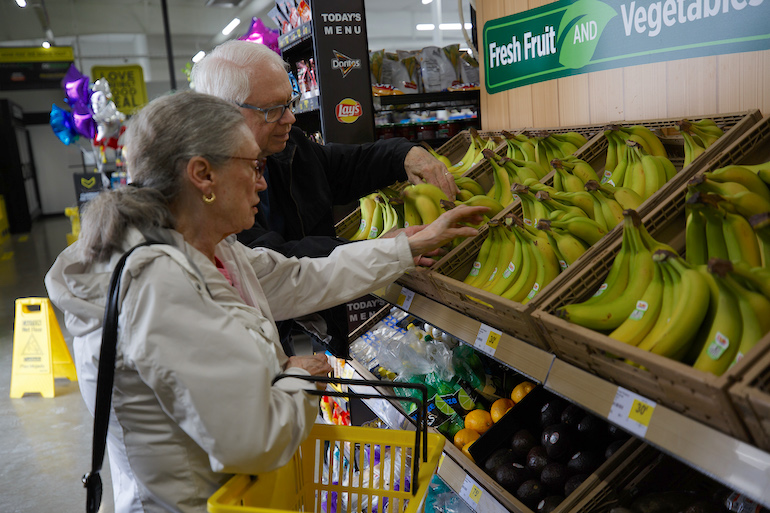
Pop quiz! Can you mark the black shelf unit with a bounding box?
[0,99,41,233]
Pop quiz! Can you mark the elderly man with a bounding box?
[191,40,458,356]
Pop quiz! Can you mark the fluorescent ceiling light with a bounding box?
[42,41,51,48]
[222,18,241,35]
[416,24,435,31]
[439,23,473,30]
[15,0,26,6]
[421,0,433,4]
[192,50,206,63]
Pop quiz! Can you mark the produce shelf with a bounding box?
[372,283,770,507]
[546,358,770,507]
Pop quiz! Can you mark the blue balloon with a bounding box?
[50,104,79,145]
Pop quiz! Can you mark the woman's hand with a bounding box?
[406,205,489,259]
[285,353,333,390]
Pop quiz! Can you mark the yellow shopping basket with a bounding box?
[208,376,445,513]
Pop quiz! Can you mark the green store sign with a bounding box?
[483,0,770,94]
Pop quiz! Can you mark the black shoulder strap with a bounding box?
[83,240,162,513]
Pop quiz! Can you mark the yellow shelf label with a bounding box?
[629,398,655,426]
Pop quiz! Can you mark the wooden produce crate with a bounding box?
[567,444,741,512]
[466,386,644,513]
[730,347,770,452]
[532,114,770,441]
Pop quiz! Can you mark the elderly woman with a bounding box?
[45,91,485,513]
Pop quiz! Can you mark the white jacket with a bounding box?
[45,228,414,513]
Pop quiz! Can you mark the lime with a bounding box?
[434,394,456,416]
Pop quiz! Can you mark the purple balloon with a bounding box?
[62,64,91,106]
[71,101,96,139]
[238,17,280,54]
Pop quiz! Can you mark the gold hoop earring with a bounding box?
[202,192,216,204]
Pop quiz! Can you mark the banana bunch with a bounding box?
[401,182,451,227]
[503,130,588,169]
[348,190,403,240]
[686,159,770,267]
[427,129,500,178]
[551,157,601,192]
[602,125,668,183]
[602,127,676,203]
[558,210,663,331]
[461,217,560,304]
[675,118,725,167]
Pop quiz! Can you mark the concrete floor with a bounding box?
[0,216,115,513]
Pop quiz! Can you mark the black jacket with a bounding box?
[238,127,415,356]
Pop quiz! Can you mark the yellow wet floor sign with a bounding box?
[10,298,77,398]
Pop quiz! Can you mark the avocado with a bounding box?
[577,414,604,445]
[484,447,516,473]
[560,403,585,427]
[564,473,589,496]
[541,423,576,461]
[540,462,568,493]
[526,446,549,475]
[567,450,603,474]
[540,398,568,427]
[511,429,537,459]
[516,480,547,509]
[605,439,626,459]
[493,462,530,494]
[537,496,565,513]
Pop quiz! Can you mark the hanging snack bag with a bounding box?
[442,44,462,86]
[396,50,422,93]
[370,49,384,84]
[419,46,457,92]
[295,60,309,98]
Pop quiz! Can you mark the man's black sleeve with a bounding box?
[237,220,350,257]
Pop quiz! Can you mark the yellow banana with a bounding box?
[609,259,664,346]
[558,212,655,330]
[639,253,710,358]
[501,229,537,302]
[550,216,607,246]
[404,183,450,205]
[692,260,743,376]
[553,161,585,193]
[413,194,442,224]
[351,196,377,240]
[487,226,524,296]
[705,166,770,203]
[551,190,595,219]
[482,226,516,293]
[577,224,632,307]
[403,197,421,227]
[420,141,452,168]
[464,229,497,287]
[680,129,706,167]
[620,125,668,158]
[453,195,505,218]
[722,209,762,268]
[637,255,680,353]
[522,237,561,304]
[598,182,644,211]
[724,272,770,367]
[454,176,486,197]
[367,200,384,239]
[640,152,666,200]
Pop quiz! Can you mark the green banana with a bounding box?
[454,176,486,197]
[550,215,607,246]
[722,209,762,268]
[723,271,770,367]
[705,166,770,203]
[685,204,709,266]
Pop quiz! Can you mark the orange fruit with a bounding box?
[511,381,536,403]
[461,440,476,462]
[464,409,493,435]
[453,428,481,450]
[490,398,515,423]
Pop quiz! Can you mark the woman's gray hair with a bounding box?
[191,40,289,103]
[77,90,246,263]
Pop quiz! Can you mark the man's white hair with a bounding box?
[191,40,289,103]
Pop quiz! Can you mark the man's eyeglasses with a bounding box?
[235,94,301,123]
[209,155,265,179]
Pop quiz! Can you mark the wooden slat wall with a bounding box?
[477,0,769,130]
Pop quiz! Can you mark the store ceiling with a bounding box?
[0,0,477,58]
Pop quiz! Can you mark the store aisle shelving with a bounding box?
[0,216,114,513]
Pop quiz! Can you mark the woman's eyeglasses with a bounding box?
[209,155,264,179]
[235,94,301,123]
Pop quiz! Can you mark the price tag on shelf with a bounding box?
[396,287,415,311]
[474,323,502,357]
[459,475,483,512]
[608,386,657,438]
